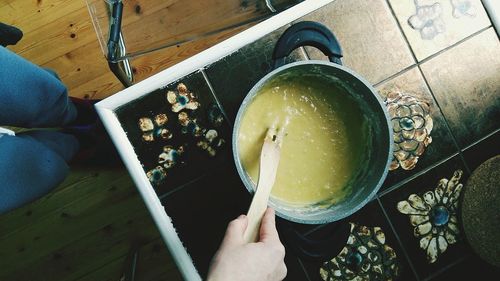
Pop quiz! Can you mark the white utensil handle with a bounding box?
[243,182,273,243]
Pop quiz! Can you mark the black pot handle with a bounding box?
[273,21,343,69]
[277,218,351,262]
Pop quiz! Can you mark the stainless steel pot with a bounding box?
[232,22,393,225]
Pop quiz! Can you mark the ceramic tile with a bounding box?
[379,155,472,280]
[115,71,231,195]
[426,254,500,280]
[204,26,308,123]
[161,161,310,280]
[300,0,415,84]
[376,67,459,191]
[462,129,500,172]
[299,201,418,281]
[161,162,251,278]
[388,0,491,61]
[283,253,311,281]
[420,28,500,148]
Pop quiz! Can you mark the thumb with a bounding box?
[259,208,280,243]
[221,215,248,247]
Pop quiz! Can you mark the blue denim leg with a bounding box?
[17,130,80,162]
[0,133,73,214]
[0,46,77,127]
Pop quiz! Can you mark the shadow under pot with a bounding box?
[232,21,393,259]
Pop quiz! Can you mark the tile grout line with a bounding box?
[384,0,490,158]
[376,197,421,281]
[303,224,326,236]
[158,173,208,200]
[376,1,492,168]
[461,127,500,151]
[200,68,234,128]
[378,152,460,198]
[385,0,419,64]
[385,0,491,66]
[421,256,468,281]
[297,257,313,281]
[415,65,472,175]
[416,25,492,65]
[372,63,417,88]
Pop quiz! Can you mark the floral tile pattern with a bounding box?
[115,71,231,195]
[376,67,458,191]
[389,0,491,61]
[121,1,499,280]
[408,2,446,40]
[388,0,491,61]
[300,0,415,85]
[204,26,307,123]
[379,155,471,279]
[299,201,417,281]
[420,28,500,149]
[319,223,399,281]
[384,89,434,171]
[397,170,463,263]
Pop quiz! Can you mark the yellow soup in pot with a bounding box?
[238,76,367,206]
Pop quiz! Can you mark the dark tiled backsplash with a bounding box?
[204,25,308,124]
[379,155,471,280]
[115,71,232,196]
[114,0,499,279]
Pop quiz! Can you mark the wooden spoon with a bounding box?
[243,127,284,243]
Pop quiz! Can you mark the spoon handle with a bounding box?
[243,129,282,243]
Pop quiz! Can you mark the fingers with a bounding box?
[259,208,280,243]
[220,214,248,247]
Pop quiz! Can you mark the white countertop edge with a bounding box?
[95,0,333,111]
[95,108,202,281]
[94,1,334,279]
[482,0,500,37]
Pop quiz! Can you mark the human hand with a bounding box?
[207,208,287,281]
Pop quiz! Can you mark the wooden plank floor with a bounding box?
[0,0,253,280]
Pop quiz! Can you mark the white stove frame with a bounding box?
[95,1,333,279]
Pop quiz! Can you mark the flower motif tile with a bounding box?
[388,0,491,61]
[166,83,200,112]
[138,114,172,142]
[114,71,231,195]
[299,201,417,281]
[300,0,414,84]
[408,2,446,40]
[420,28,500,148]
[379,155,472,279]
[450,0,477,18]
[204,25,308,123]
[385,90,434,171]
[376,67,458,191]
[397,170,463,263]
[319,223,399,281]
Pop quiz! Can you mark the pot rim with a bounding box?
[232,60,393,224]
